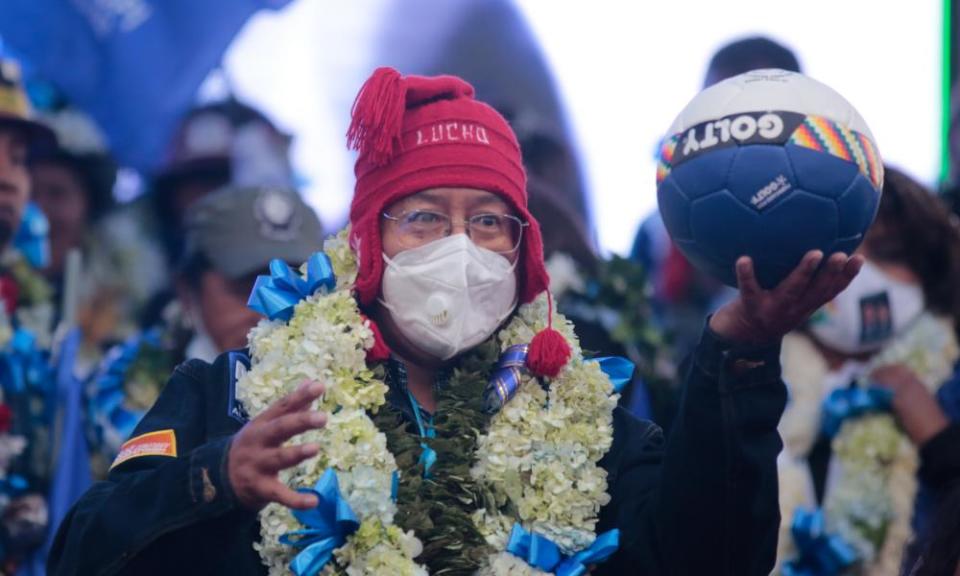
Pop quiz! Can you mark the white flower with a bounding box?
[479,552,550,575]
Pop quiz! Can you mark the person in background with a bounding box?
[84,185,323,478]
[632,35,804,364]
[529,179,676,427]
[775,167,960,575]
[907,468,960,575]
[0,56,58,575]
[30,107,129,373]
[873,367,960,576]
[110,98,297,331]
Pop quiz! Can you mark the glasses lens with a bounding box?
[394,210,449,248]
[468,214,524,253]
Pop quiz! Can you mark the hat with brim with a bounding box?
[182,185,323,279]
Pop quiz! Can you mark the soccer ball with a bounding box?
[656,69,883,289]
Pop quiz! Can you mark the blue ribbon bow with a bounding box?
[279,468,360,576]
[506,523,620,576]
[821,386,893,438]
[0,474,28,498]
[782,509,859,576]
[247,253,336,321]
[588,357,635,394]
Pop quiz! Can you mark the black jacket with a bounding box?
[49,326,786,576]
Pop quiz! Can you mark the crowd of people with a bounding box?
[0,27,956,576]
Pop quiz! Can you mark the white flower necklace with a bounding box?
[237,230,618,575]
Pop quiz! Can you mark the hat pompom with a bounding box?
[525,292,571,378]
[347,67,406,167]
[526,327,571,378]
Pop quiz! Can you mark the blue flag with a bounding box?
[0,0,292,170]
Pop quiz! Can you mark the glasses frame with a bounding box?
[382,209,529,254]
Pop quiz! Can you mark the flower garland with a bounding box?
[237,230,618,575]
[776,314,959,575]
[85,327,177,477]
[0,247,55,569]
[0,249,54,351]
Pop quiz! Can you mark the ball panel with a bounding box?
[687,189,839,288]
[725,145,796,211]
[752,191,839,287]
[668,69,875,141]
[668,147,738,200]
[689,189,761,257]
[657,177,693,241]
[785,144,860,198]
[836,173,881,240]
[674,238,737,287]
[831,234,864,256]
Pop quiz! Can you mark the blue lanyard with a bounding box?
[405,388,437,476]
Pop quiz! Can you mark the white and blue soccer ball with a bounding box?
[656,69,883,288]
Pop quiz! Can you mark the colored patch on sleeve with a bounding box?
[111,429,178,469]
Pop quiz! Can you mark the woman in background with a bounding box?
[775,166,960,575]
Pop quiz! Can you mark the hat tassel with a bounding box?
[346,67,406,167]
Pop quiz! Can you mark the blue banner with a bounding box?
[0,0,292,170]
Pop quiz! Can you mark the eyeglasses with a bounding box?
[382,209,528,253]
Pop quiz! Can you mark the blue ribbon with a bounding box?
[588,357,635,394]
[484,344,529,413]
[406,389,437,477]
[279,468,360,576]
[247,253,336,321]
[484,349,634,413]
[14,202,50,270]
[782,509,859,576]
[506,523,620,576]
[1,329,49,396]
[506,523,562,571]
[821,386,893,438]
[0,474,28,498]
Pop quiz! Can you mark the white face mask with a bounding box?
[380,234,518,360]
[808,260,925,354]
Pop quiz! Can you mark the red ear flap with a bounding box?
[361,314,391,362]
[351,218,383,306]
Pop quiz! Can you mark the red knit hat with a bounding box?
[347,67,549,306]
[347,67,569,376]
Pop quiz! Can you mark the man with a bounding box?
[85,185,323,475]
[28,106,129,377]
[50,68,861,575]
[152,99,295,267]
[117,98,296,328]
[0,56,58,573]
